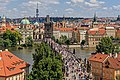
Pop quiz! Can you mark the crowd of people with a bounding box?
[44,38,93,80]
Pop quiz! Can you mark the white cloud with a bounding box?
[66,2,71,4]
[113,5,120,11]
[90,0,96,3]
[0,0,11,3]
[15,0,60,18]
[85,0,105,7]
[65,8,74,11]
[102,7,107,10]
[85,2,99,7]
[71,0,84,3]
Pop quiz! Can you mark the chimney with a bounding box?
[5,49,8,51]
[102,52,104,54]
[114,53,118,58]
[0,50,2,52]
[109,53,112,57]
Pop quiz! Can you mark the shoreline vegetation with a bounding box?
[0,30,34,49]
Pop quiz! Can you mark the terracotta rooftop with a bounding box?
[88,53,109,63]
[0,50,30,77]
[105,57,120,69]
[88,28,106,35]
[54,27,73,31]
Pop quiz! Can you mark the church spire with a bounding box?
[117,15,120,21]
[63,15,65,21]
[93,12,97,22]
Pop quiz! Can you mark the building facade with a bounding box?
[86,28,107,47]
[105,27,116,38]
[17,18,33,44]
[88,53,120,80]
[0,49,30,80]
[116,29,120,38]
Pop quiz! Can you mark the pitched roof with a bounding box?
[0,50,30,77]
[88,53,109,63]
[106,57,120,69]
[88,28,106,35]
[54,27,73,32]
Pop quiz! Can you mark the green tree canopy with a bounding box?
[25,36,33,47]
[2,29,22,47]
[27,42,63,80]
[81,40,86,45]
[96,37,114,54]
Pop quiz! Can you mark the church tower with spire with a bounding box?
[92,12,98,28]
[62,15,66,28]
[93,12,97,22]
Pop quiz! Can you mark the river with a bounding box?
[8,47,95,72]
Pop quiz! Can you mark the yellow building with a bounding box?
[86,28,107,47]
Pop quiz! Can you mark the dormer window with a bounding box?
[105,65,109,68]
[7,67,15,71]
[0,67,2,70]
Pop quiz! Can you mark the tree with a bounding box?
[2,30,22,46]
[113,44,120,53]
[27,42,63,80]
[25,36,33,47]
[60,35,67,44]
[3,39,12,47]
[81,40,86,45]
[96,37,114,54]
[13,31,22,45]
[56,39,62,45]
[65,39,70,45]
[51,35,55,41]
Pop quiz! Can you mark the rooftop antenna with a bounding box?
[36,2,39,22]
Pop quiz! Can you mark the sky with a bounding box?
[0,0,120,18]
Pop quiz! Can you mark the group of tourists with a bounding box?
[45,38,93,80]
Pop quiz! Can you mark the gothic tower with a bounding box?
[44,15,53,38]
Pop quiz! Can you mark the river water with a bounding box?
[8,47,95,72]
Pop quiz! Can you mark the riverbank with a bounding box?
[62,44,89,48]
[62,44,81,48]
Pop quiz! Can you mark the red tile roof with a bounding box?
[88,53,109,63]
[88,28,106,35]
[54,27,73,31]
[0,23,16,32]
[98,29,106,35]
[106,57,120,69]
[0,50,30,77]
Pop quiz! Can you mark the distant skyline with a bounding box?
[0,0,120,18]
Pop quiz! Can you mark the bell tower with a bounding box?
[1,15,6,27]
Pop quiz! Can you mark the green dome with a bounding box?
[21,18,30,25]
